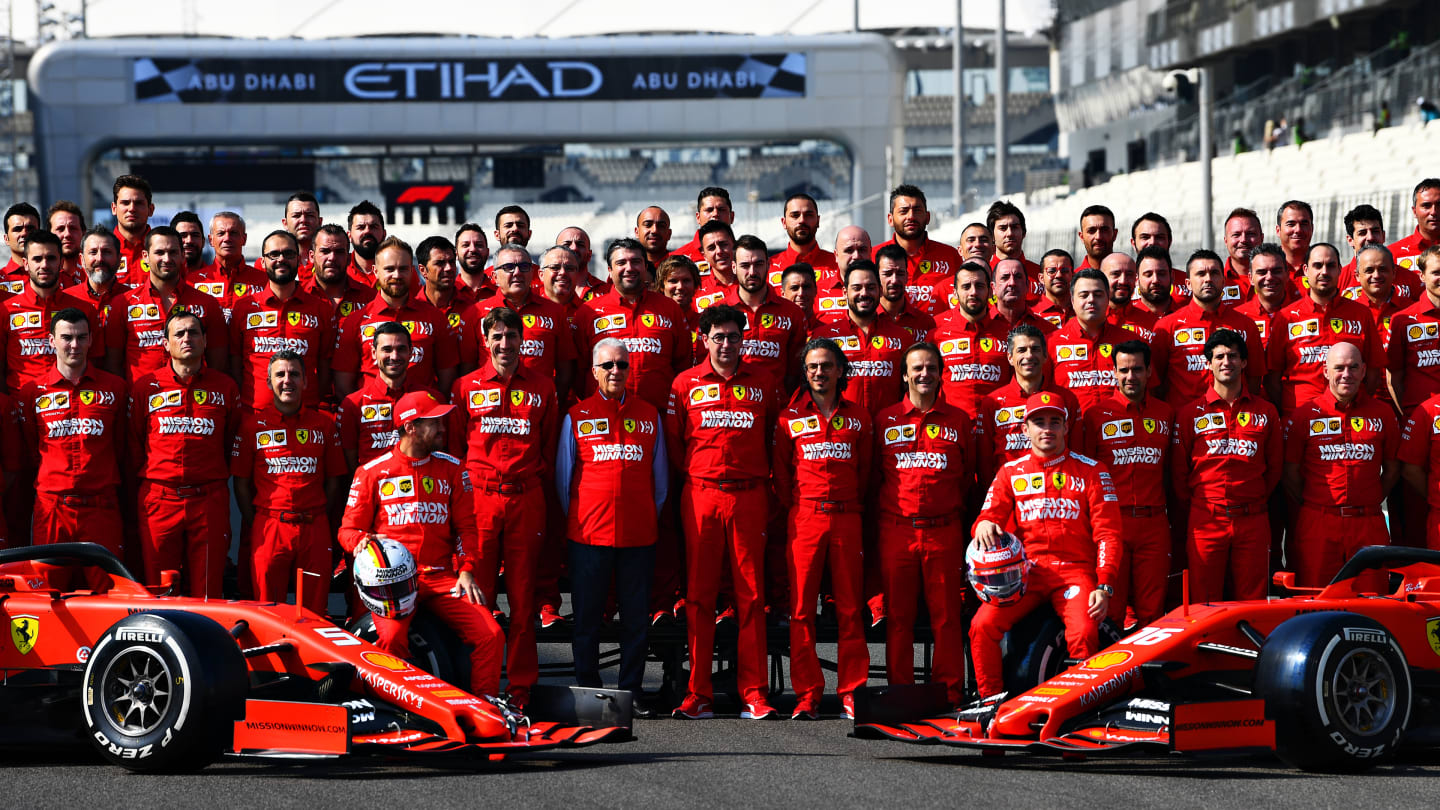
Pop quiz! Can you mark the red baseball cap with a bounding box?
[394,390,453,428]
[1024,391,1067,421]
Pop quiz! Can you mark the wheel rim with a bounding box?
[1331,647,1396,736]
[100,646,174,737]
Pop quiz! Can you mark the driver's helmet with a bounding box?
[966,532,1031,606]
[353,536,418,619]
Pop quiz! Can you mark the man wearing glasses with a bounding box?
[556,338,667,717]
[332,237,458,400]
[229,230,335,409]
[463,244,577,405]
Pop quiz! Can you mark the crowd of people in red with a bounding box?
[7,172,1437,719]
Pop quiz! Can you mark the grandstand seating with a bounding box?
[904,92,1052,128]
[578,156,651,186]
[650,161,714,187]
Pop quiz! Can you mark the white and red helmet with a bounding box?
[353,536,418,619]
[966,533,1031,606]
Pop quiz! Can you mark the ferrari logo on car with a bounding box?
[1428,618,1440,658]
[10,615,37,655]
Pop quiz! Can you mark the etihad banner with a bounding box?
[133,53,806,103]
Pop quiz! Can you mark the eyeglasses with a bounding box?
[495,262,534,275]
[708,333,742,344]
[804,362,837,373]
[595,360,630,371]
[264,249,299,261]
[541,263,576,273]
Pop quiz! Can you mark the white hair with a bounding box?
[592,337,629,365]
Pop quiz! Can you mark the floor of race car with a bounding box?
[12,619,1440,806]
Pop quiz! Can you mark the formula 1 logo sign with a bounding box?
[134,54,806,104]
[384,183,468,227]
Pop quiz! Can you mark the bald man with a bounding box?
[811,226,870,325]
[1284,341,1398,586]
[1101,252,1158,343]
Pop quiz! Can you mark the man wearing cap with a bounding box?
[872,342,975,708]
[1172,330,1282,602]
[450,306,558,708]
[555,337,667,716]
[338,389,504,698]
[970,387,1123,699]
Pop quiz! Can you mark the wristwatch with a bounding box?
[1096,584,1114,597]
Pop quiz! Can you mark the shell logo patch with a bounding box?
[789,417,821,437]
[994,406,1026,426]
[577,419,610,435]
[1408,322,1440,342]
[469,389,502,409]
[147,389,184,412]
[127,303,161,321]
[1056,344,1088,361]
[360,651,410,671]
[360,403,393,423]
[1010,472,1044,494]
[255,429,287,448]
[1080,650,1133,670]
[246,311,279,329]
[594,313,628,333]
[939,338,972,356]
[35,392,70,413]
[689,384,721,405]
[1101,419,1133,439]
[882,424,917,445]
[1288,318,1319,338]
[1173,327,1206,346]
[9,311,40,329]
[1194,412,1227,432]
[817,296,845,311]
[1309,418,1341,436]
[378,476,413,500]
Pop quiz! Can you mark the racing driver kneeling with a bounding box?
[969,391,1123,698]
[339,390,505,699]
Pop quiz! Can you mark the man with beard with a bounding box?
[46,200,85,287]
[1222,207,1262,298]
[768,194,836,290]
[1077,205,1117,271]
[931,260,1012,416]
[693,220,740,311]
[875,242,936,343]
[1131,212,1193,305]
[253,192,319,276]
[463,244,577,402]
[1033,249,1075,328]
[66,227,129,334]
[415,235,476,350]
[229,230,334,409]
[1152,249,1267,409]
[346,200,386,287]
[333,237,458,398]
[455,223,495,300]
[0,202,40,295]
[304,223,376,322]
[556,226,610,301]
[635,206,673,272]
[337,322,434,471]
[1135,246,1180,320]
[874,185,960,316]
[110,176,153,286]
[673,188,735,277]
[105,226,228,381]
[494,205,532,248]
[976,324,1079,488]
[171,211,207,276]
[1102,252,1157,342]
[1276,201,1316,281]
[1049,268,1140,411]
[722,235,807,391]
[574,239,691,408]
[812,260,910,417]
[990,257,1057,336]
[0,230,103,390]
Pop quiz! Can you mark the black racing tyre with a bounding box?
[82,611,248,773]
[1254,612,1411,772]
[1001,606,1123,695]
[347,612,466,690]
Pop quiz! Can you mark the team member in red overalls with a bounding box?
[970,390,1122,698]
[231,350,346,613]
[773,337,872,719]
[339,389,504,698]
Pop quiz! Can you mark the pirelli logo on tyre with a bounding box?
[1055,344,1088,362]
[1309,417,1342,436]
[255,429,287,448]
[688,384,721,406]
[378,475,414,500]
[1101,419,1134,439]
[359,403,392,423]
[788,416,821,437]
[34,392,70,413]
[147,389,184,412]
[1193,412,1226,433]
[246,311,279,329]
[576,418,610,436]
[1407,322,1440,343]
[1288,318,1320,338]
[1010,472,1044,495]
[882,424,917,446]
[468,389,502,410]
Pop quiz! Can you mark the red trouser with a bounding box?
[1292,505,1388,587]
[251,510,331,615]
[880,514,967,705]
[474,485,545,697]
[32,492,121,554]
[1111,511,1170,627]
[138,480,230,598]
[679,482,768,703]
[372,570,505,697]
[787,504,867,702]
[1186,505,1269,603]
[971,563,1098,698]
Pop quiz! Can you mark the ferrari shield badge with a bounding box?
[1428,618,1440,658]
[10,615,38,655]
[1051,472,1066,489]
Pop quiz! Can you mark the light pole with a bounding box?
[1198,66,1214,250]
[994,0,1007,198]
[951,3,963,215]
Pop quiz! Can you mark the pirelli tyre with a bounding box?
[1001,606,1123,695]
[1254,612,1411,772]
[347,612,467,691]
[82,611,248,772]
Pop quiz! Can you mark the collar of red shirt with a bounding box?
[1029,449,1069,467]
[479,361,531,384]
[1202,386,1256,407]
[1318,389,1370,412]
[258,284,319,307]
[696,358,756,382]
[898,391,953,416]
[360,374,420,398]
[257,403,310,423]
[161,362,210,386]
[43,364,98,388]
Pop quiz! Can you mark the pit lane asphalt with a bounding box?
[10,640,1440,810]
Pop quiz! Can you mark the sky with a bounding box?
[15,0,1056,43]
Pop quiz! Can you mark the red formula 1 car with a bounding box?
[0,543,632,772]
[855,546,1440,772]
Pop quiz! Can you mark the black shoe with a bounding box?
[632,701,656,719]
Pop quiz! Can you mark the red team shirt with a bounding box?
[107,283,228,381]
[1151,301,1268,408]
[1172,389,1282,505]
[449,363,559,487]
[771,391,873,505]
[1268,295,1384,412]
[462,294,576,380]
[337,377,437,468]
[665,360,778,483]
[229,287,335,408]
[20,365,128,495]
[873,237,961,316]
[129,365,241,485]
[1076,392,1174,509]
[230,405,346,513]
[0,288,104,391]
[573,290,693,409]
[930,310,1012,415]
[1388,295,1440,412]
[337,448,477,573]
[1284,392,1398,508]
[720,288,808,386]
[1047,320,1140,412]
[334,296,459,389]
[873,394,976,519]
[810,316,910,416]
